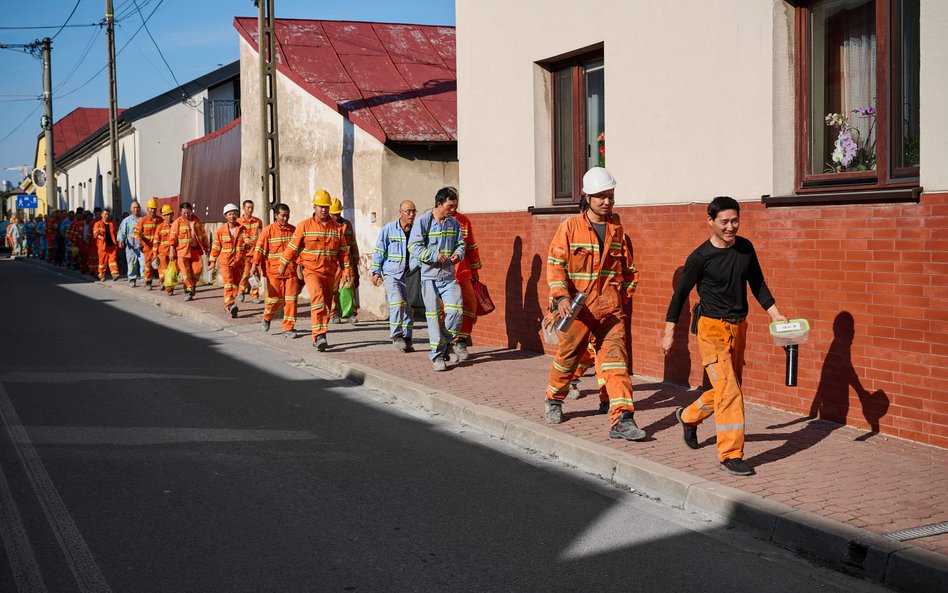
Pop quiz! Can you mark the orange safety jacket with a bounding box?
[209,222,250,268]
[453,211,481,283]
[66,219,84,245]
[239,214,263,250]
[134,214,163,253]
[92,220,119,248]
[154,221,173,257]
[547,212,639,319]
[168,215,210,257]
[280,215,350,277]
[45,218,59,242]
[254,221,296,278]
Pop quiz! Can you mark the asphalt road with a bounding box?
[0,258,894,593]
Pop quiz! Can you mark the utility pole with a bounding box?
[41,37,57,212]
[258,0,280,225]
[106,0,122,214]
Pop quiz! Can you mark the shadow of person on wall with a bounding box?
[520,254,545,352]
[505,236,525,349]
[747,311,890,467]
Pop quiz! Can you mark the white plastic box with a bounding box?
[769,319,811,347]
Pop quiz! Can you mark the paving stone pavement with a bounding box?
[28,262,948,575]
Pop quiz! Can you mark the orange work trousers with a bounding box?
[572,342,608,404]
[546,311,634,426]
[157,253,173,293]
[456,278,477,342]
[264,274,300,331]
[177,249,203,293]
[97,246,119,279]
[303,271,334,340]
[239,258,260,300]
[142,248,156,284]
[220,261,244,310]
[680,317,748,462]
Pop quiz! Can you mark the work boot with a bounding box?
[229,304,239,318]
[167,288,174,296]
[544,400,563,424]
[453,341,469,361]
[112,276,119,281]
[129,278,136,288]
[238,292,246,303]
[676,407,699,449]
[393,337,407,352]
[147,282,153,291]
[720,457,755,476]
[260,318,270,331]
[348,315,358,324]
[185,290,194,302]
[331,313,342,324]
[432,356,447,371]
[252,297,263,305]
[444,345,459,365]
[597,401,609,414]
[567,381,581,400]
[609,411,646,441]
[404,339,415,353]
[281,330,296,339]
[314,335,328,352]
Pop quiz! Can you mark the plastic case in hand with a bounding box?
[769,319,811,347]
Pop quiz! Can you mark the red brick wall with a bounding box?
[466,192,948,448]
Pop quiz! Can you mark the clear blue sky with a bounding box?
[0,0,456,186]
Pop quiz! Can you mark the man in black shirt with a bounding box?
[661,196,786,476]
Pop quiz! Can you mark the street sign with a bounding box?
[16,194,38,209]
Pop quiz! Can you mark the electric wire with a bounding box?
[0,102,42,144]
[50,0,82,41]
[131,0,184,93]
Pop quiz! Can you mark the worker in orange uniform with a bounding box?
[450,190,482,361]
[154,205,176,294]
[662,196,787,476]
[544,167,643,441]
[208,203,250,318]
[329,197,360,323]
[278,189,350,352]
[81,211,97,275]
[44,213,59,264]
[92,208,120,281]
[133,199,163,290]
[251,203,298,338]
[168,202,210,301]
[237,199,264,304]
[65,208,85,269]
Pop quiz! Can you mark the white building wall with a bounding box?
[920,0,948,192]
[55,133,137,212]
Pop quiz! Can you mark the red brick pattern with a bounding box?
[466,193,948,447]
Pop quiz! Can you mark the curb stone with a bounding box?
[22,257,947,593]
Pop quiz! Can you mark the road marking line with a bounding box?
[0,381,112,593]
[0,463,49,593]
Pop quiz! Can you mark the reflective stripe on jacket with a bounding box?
[371,219,410,280]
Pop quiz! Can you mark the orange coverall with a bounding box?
[546,213,639,426]
[254,221,299,331]
[453,211,482,342]
[238,214,264,300]
[44,217,59,262]
[66,219,84,267]
[331,218,360,318]
[154,221,174,293]
[168,215,210,294]
[280,215,350,340]
[82,219,97,273]
[209,222,250,312]
[92,219,120,279]
[134,214,163,286]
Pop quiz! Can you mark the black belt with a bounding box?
[705,315,745,324]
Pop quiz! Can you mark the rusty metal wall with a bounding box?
[179,119,241,223]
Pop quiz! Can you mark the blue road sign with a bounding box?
[16,195,38,209]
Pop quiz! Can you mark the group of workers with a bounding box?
[9,166,784,476]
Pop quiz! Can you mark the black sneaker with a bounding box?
[676,407,699,449]
[544,400,563,424]
[229,304,239,318]
[260,318,271,332]
[393,337,407,352]
[609,411,646,441]
[597,401,609,415]
[720,457,755,476]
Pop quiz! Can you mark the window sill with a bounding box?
[762,186,922,207]
[528,204,581,215]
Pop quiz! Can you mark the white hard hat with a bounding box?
[582,167,617,195]
[223,203,239,215]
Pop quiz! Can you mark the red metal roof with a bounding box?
[51,107,124,160]
[234,18,456,144]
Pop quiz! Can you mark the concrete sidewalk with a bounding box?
[27,259,948,593]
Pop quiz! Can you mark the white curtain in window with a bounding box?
[841,9,876,147]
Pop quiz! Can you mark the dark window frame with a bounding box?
[785,0,920,203]
[549,48,604,204]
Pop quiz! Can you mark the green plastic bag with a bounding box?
[338,286,355,318]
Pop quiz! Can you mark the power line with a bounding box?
[0,102,42,144]
[54,0,167,100]
[50,0,82,41]
[0,24,99,31]
[58,25,102,89]
[132,0,183,92]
